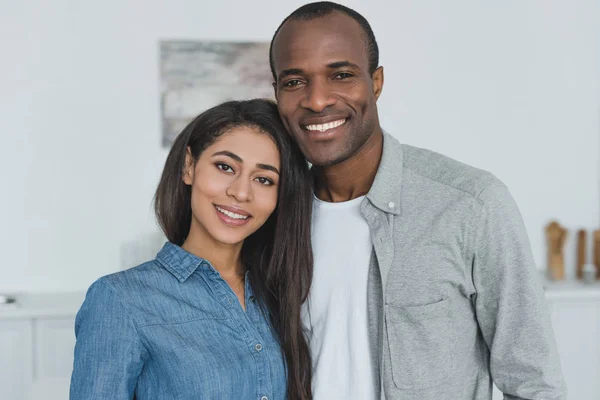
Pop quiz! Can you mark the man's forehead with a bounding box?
[272,13,368,71]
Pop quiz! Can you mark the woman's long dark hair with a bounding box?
[154,99,313,399]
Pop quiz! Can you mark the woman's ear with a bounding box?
[182,147,194,185]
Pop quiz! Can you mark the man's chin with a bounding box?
[307,152,350,168]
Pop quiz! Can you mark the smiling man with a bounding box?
[269,2,567,400]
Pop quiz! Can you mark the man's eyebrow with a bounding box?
[257,163,280,175]
[212,151,242,163]
[278,68,304,81]
[327,61,360,70]
[213,151,279,175]
[278,62,361,81]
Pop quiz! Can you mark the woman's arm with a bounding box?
[70,278,147,400]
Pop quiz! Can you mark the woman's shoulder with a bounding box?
[80,243,213,324]
[79,259,171,326]
[90,259,164,295]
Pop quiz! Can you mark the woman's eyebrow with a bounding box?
[257,164,280,175]
[213,151,279,175]
[212,150,242,163]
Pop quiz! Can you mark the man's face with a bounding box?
[271,11,383,167]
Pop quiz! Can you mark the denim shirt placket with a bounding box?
[199,264,273,400]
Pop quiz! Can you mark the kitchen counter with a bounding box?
[0,292,85,318]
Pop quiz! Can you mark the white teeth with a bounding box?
[215,206,249,220]
[305,119,346,132]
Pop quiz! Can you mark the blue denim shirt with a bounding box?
[70,242,286,400]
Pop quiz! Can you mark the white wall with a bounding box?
[369,0,600,278]
[1,0,598,292]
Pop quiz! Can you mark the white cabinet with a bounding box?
[0,293,84,400]
[546,288,600,400]
[1,285,599,399]
[30,317,77,399]
[34,318,76,381]
[492,282,600,400]
[0,320,33,400]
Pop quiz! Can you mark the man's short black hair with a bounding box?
[269,1,379,80]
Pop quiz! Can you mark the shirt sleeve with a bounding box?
[471,181,567,400]
[70,278,147,399]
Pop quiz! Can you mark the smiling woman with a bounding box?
[182,127,281,246]
[70,100,314,400]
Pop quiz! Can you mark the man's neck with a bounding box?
[313,129,383,203]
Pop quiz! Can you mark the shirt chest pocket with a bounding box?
[385,298,454,389]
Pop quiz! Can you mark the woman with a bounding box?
[70,100,313,400]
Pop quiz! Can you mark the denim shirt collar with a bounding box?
[155,243,254,297]
[156,242,209,283]
[365,130,403,216]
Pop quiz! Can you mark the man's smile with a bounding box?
[303,118,347,132]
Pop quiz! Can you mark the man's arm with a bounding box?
[471,181,567,400]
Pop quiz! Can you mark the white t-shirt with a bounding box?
[302,195,376,400]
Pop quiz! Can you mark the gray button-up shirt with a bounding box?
[362,132,567,400]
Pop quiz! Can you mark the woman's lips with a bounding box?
[214,205,251,226]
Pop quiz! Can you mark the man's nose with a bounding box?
[300,81,337,112]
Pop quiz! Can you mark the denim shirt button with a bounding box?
[255,343,263,351]
[261,397,268,400]
[249,295,255,302]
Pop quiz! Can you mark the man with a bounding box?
[269,2,567,400]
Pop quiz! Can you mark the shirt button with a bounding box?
[249,295,255,302]
[261,397,268,400]
[388,201,395,208]
[255,343,263,351]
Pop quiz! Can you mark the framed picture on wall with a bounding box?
[159,40,274,147]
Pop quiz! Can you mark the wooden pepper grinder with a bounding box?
[594,230,600,279]
[546,221,567,280]
[577,229,587,279]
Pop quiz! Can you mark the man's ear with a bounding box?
[372,66,384,101]
[182,147,194,185]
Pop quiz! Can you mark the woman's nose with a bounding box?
[225,175,253,203]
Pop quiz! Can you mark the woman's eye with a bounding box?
[255,177,274,186]
[216,163,234,173]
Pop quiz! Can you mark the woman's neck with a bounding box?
[182,226,244,280]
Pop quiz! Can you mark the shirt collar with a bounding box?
[156,242,207,282]
[365,130,403,215]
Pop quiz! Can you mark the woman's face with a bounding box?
[183,126,281,247]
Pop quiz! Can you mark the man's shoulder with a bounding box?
[400,143,499,199]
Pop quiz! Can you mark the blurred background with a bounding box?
[0,0,598,399]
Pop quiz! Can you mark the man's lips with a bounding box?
[301,118,347,133]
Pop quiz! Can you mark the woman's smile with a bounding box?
[214,204,252,226]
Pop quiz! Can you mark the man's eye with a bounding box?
[283,79,303,87]
[334,72,353,79]
[255,177,274,186]
[216,163,234,173]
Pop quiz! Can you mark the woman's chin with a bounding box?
[208,228,254,246]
